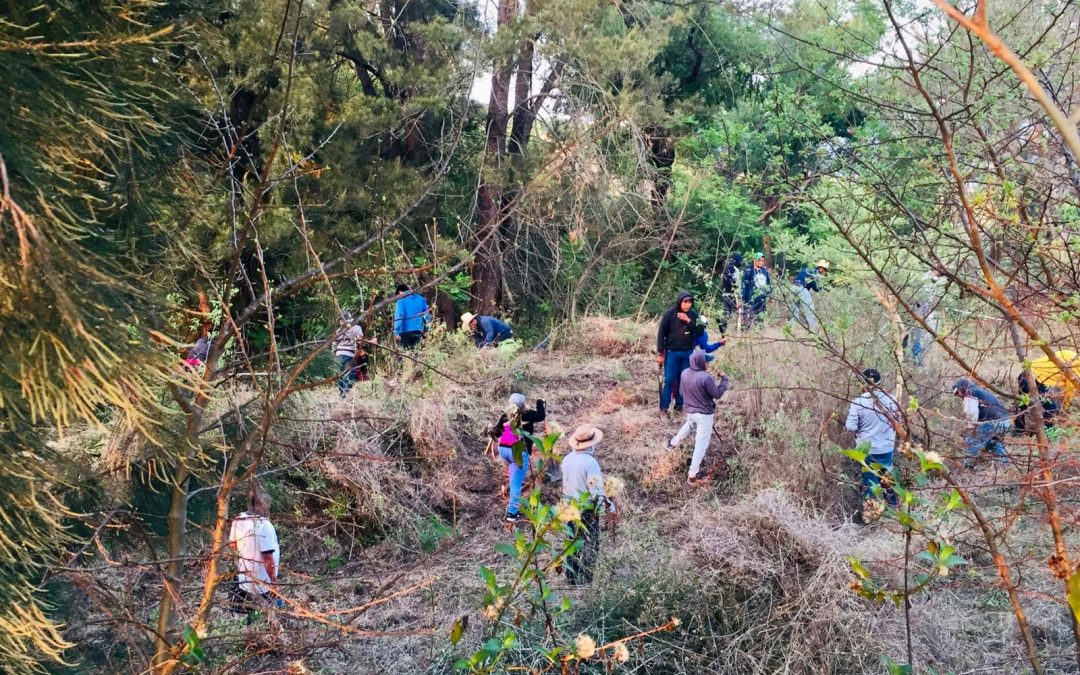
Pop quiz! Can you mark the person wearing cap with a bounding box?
[393,283,430,349]
[695,317,724,355]
[666,350,729,485]
[952,378,1011,467]
[491,393,547,522]
[741,253,772,326]
[561,424,615,585]
[656,291,703,418]
[719,253,743,334]
[790,259,830,332]
[461,312,513,348]
[844,368,900,509]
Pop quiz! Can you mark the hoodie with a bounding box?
[678,350,730,415]
[657,291,702,353]
[952,378,1010,422]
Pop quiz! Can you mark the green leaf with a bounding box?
[1068,569,1080,626]
[480,566,497,589]
[842,448,868,464]
[450,616,467,645]
[494,542,517,558]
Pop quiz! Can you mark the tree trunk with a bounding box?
[469,0,516,314]
[153,464,191,670]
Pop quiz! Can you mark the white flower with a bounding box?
[603,476,626,499]
[613,642,630,663]
[923,451,943,465]
[554,502,581,523]
[576,634,596,659]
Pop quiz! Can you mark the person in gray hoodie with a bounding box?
[845,369,900,505]
[666,350,730,485]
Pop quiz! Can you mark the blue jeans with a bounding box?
[965,419,1011,463]
[909,328,928,366]
[862,451,897,505]
[337,354,356,398]
[660,349,693,411]
[498,445,529,516]
[789,285,818,332]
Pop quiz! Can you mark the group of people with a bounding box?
[717,253,832,333]
[333,285,518,398]
[488,395,615,586]
[226,260,1075,618]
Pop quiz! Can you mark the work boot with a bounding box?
[687,474,710,487]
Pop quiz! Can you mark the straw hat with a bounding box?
[460,312,477,328]
[567,424,604,450]
[815,259,831,271]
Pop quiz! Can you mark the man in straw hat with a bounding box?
[561,424,615,585]
[461,312,514,348]
[666,350,729,486]
[789,259,830,332]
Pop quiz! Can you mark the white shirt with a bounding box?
[229,512,280,595]
[963,396,980,423]
[845,390,899,456]
[334,325,364,358]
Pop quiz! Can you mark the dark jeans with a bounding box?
[744,298,767,325]
[719,294,739,333]
[337,354,356,398]
[398,331,423,349]
[660,349,692,411]
[862,451,897,505]
[565,509,601,585]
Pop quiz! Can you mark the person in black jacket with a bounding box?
[656,291,702,418]
[719,253,743,334]
[489,393,548,522]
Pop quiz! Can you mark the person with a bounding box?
[952,378,1012,467]
[561,424,615,585]
[741,252,772,326]
[461,312,513,347]
[228,486,282,624]
[907,270,945,366]
[906,299,937,367]
[789,259,829,332]
[656,291,702,419]
[185,336,210,368]
[666,350,730,485]
[334,314,371,398]
[1015,371,1060,433]
[695,317,724,355]
[490,393,548,522]
[393,283,430,349]
[719,253,743,334]
[844,369,900,510]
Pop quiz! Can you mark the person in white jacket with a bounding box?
[845,368,900,507]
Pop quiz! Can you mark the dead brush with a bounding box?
[674,488,884,673]
[555,317,654,356]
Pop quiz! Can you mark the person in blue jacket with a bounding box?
[696,317,724,355]
[393,283,430,349]
[789,259,829,332]
[461,312,513,347]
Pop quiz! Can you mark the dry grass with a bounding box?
[57,314,1080,674]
